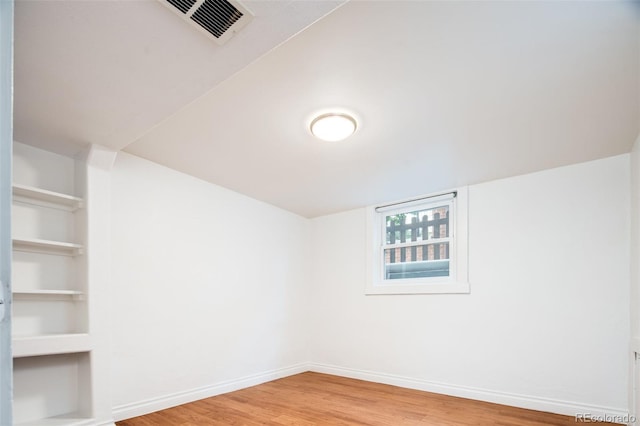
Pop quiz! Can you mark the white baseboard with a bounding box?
[113,362,630,424]
[308,362,629,421]
[112,363,308,421]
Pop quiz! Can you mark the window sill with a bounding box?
[365,281,470,295]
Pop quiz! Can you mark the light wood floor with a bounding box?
[116,372,616,425]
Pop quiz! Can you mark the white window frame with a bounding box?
[365,187,469,295]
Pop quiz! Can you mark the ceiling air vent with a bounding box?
[161,0,253,45]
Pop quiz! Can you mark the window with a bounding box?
[366,188,469,295]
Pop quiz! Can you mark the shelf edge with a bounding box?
[13,333,92,358]
[13,183,83,211]
[12,238,84,256]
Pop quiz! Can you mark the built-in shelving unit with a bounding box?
[11,142,94,425]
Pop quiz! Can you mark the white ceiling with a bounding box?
[14,0,640,218]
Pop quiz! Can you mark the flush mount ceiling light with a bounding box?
[310,113,357,142]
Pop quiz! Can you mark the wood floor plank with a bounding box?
[116,372,619,425]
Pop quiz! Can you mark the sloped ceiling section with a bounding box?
[125,1,640,217]
[13,0,344,155]
[13,1,639,217]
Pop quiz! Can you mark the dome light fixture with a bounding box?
[310,112,357,142]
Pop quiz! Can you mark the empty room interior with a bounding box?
[2,0,640,425]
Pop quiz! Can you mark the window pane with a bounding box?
[385,205,449,244]
[384,242,450,280]
[384,242,450,263]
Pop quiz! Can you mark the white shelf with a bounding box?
[16,415,95,426]
[13,238,83,256]
[13,289,83,296]
[13,183,83,211]
[13,334,92,358]
[13,289,84,301]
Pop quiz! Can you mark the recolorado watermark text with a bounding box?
[575,413,636,423]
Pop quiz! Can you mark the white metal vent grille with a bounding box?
[167,0,197,14]
[161,0,252,45]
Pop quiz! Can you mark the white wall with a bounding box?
[109,153,311,419]
[309,154,630,416]
[110,152,631,419]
